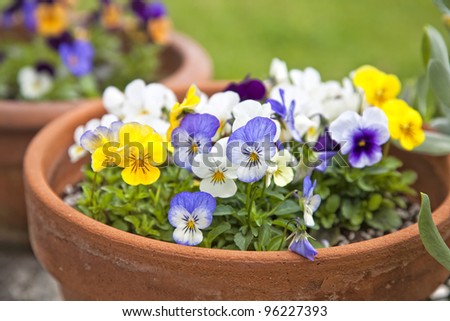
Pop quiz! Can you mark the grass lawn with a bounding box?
[0,0,445,81]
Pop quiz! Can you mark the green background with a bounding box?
[0,0,445,81]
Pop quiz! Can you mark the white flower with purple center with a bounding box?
[226,117,278,183]
[172,113,220,171]
[302,175,321,227]
[192,138,238,198]
[168,191,216,246]
[329,107,390,168]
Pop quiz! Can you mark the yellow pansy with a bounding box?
[101,3,121,30]
[147,17,171,45]
[353,65,401,107]
[381,99,425,151]
[118,123,166,186]
[166,84,201,142]
[35,3,68,37]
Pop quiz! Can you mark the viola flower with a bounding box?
[23,0,37,31]
[192,138,238,198]
[329,107,390,168]
[312,130,340,172]
[266,149,295,187]
[69,114,119,163]
[35,2,68,37]
[267,88,302,142]
[17,66,53,100]
[353,65,401,107]
[116,80,177,135]
[168,191,215,246]
[46,31,73,51]
[225,77,266,101]
[302,175,321,227]
[59,40,95,77]
[382,99,425,150]
[167,84,201,141]
[232,100,281,140]
[195,91,240,137]
[172,113,220,170]
[100,1,121,30]
[288,223,318,261]
[147,16,171,45]
[227,117,278,183]
[1,0,23,28]
[117,123,166,186]
[269,58,289,85]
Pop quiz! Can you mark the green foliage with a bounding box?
[0,26,160,100]
[312,156,416,241]
[418,193,450,271]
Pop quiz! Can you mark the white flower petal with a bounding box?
[273,166,294,187]
[200,177,237,198]
[269,58,289,84]
[68,144,87,163]
[124,79,146,108]
[102,86,125,116]
[173,226,203,246]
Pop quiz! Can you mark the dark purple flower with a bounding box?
[312,130,340,171]
[131,0,167,21]
[329,108,390,168]
[147,2,167,19]
[289,233,318,261]
[225,77,266,101]
[47,31,73,50]
[35,61,55,77]
[59,40,95,77]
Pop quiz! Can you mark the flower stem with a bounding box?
[266,190,298,217]
[383,141,391,157]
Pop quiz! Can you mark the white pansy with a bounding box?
[17,67,53,100]
[102,80,177,136]
[192,138,238,198]
[269,58,289,85]
[266,150,295,187]
[232,100,281,140]
[68,114,119,163]
[320,78,361,121]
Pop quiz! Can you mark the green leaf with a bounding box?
[418,193,450,271]
[267,235,284,251]
[409,131,450,156]
[265,189,285,201]
[325,194,340,213]
[428,59,450,119]
[422,25,449,68]
[234,232,253,251]
[415,74,435,121]
[429,117,450,135]
[112,219,129,232]
[341,199,360,220]
[213,205,235,216]
[433,0,450,15]
[368,193,383,211]
[206,222,231,244]
[272,200,300,215]
[367,208,402,231]
[257,224,272,248]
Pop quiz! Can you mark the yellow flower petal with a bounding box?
[353,65,401,107]
[119,123,156,146]
[91,145,120,172]
[121,164,160,186]
[36,3,68,37]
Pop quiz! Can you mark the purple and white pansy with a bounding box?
[168,191,216,246]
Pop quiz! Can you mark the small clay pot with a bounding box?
[24,81,450,300]
[0,31,212,246]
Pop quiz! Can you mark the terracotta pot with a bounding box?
[24,81,450,300]
[0,31,212,246]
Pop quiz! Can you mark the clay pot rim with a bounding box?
[24,81,450,263]
[0,31,212,131]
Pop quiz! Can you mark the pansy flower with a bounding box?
[381,99,425,150]
[302,175,321,227]
[269,57,289,85]
[172,113,220,170]
[168,191,216,246]
[287,218,318,261]
[69,114,119,163]
[35,1,68,37]
[147,15,171,45]
[353,65,401,107]
[266,149,295,187]
[80,121,123,172]
[117,123,166,186]
[227,117,278,183]
[59,39,95,77]
[225,77,266,101]
[100,0,121,30]
[17,65,53,100]
[329,107,390,168]
[192,138,238,198]
[312,130,340,172]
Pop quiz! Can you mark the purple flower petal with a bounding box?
[225,77,266,101]
[59,40,95,77]
[178,113,220,139]
[169,191,216,215]
[289,236,318,261]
